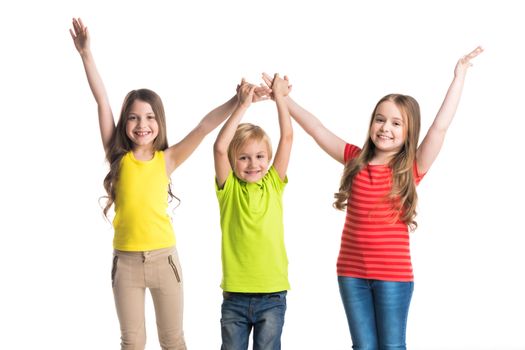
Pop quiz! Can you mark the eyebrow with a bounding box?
[239,151,267,156]
[128,112,155,116]
[375,114,403,122]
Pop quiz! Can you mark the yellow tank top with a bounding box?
[112,151,175,251]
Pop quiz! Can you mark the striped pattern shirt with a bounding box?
[336,144,425,282]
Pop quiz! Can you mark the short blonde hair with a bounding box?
[227,123,272,168]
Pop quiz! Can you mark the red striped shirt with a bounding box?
[336,144,425,282]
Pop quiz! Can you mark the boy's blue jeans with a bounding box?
[220,291,287,350]
[338,276,413,350]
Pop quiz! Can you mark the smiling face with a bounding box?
[233,138,270,183]
[125,99,159,149]
[369,100,407,158]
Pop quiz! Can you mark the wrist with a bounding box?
[79,49,93,60]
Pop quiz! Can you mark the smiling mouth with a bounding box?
[377,134,392,140]
[134,131,151,136]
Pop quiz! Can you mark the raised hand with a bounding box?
[270,73,291,99]
[253,85,272,102]
[455,46,483,78]
[236,81,270,103]
[69,18,90,56]
[262,72,293,99]
[237,79,256,109]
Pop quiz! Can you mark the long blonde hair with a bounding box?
[334,94,421,230]
[102,89,177,218]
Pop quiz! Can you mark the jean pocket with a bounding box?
[268,291,287,300]
[111,255,118,287]
[168,255,181,283]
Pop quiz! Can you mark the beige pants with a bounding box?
[112,246,187,350]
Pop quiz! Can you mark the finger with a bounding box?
[262,77,272,88]
[78,18,85,30]
[273,73,280,81]
[72,18,80,34]
[69,28,76,40]
[262,72,273,83]
[241,78,246,85]
[465,46,483,61]
[470,46,483,58]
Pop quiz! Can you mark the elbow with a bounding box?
[282,130,293,143]
[279,131,293,147]
[213,140,228,157]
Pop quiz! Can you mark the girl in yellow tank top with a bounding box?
[70,17,271,349]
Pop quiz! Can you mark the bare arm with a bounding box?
[213,81,256,188]
[70,18,114,153]
[271,74,293,180]
[165,82,269,175]
[417,46,483,174]
[262,73,346,164]
[164,95,237,175]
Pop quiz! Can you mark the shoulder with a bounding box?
[344,143,361,163]
[216,171,237,197]
[412,160,426,184]
[263,166,287,191]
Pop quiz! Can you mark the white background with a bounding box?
[1,0,524,349]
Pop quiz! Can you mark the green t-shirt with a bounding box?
[216,166,290,292]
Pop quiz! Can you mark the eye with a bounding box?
[147,115,156,120]
[239,156,247,161]
[257,154,265,159]
[128,115,137,121]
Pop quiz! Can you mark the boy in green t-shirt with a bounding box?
[214,74,292,350]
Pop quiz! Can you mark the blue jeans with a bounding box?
[338,277,414,350]
[220,291,287,350]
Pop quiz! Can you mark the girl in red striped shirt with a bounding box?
[263,46,483,349]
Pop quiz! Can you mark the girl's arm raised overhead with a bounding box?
[214,80,256,188]
[262,73,346,164]
[271,74,293,181]
[166,83,270,176]
[70,18,114,153]
[164,95,237,175]
[416,46,483,174]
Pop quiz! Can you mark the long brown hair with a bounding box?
[334,94,421,230]
[102,89,177,218]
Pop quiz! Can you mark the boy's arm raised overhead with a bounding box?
[214,80,256,188]
[270,74,293,181]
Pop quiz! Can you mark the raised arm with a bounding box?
[164,94,237,175]
[70,18,114,153]
[262,73,346,164]
[214,81,256,188]
[271,74,293,180]
[416,46,483,174]
[165,83,270,176]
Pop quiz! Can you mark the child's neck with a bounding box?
[132,145,155,161]
[369,151,396,165]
